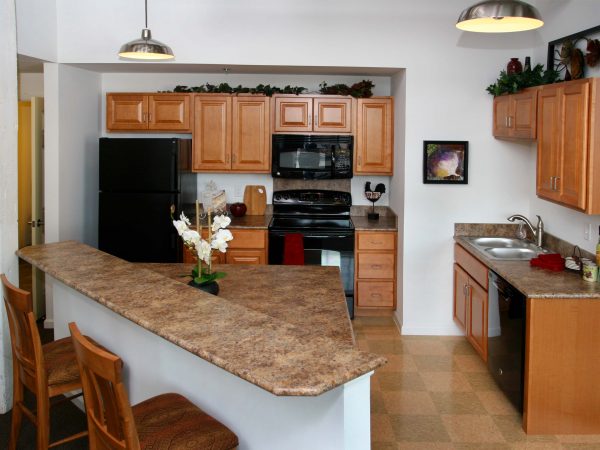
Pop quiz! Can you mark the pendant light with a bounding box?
[119,0,174,60]
[456,0,543,33]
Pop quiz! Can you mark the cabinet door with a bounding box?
[313,98,352,133]
[192,95,232,171]
[355,98,393,175]
[467,280,488,362]
[492,95,510,138]
[512,90,537,139]
[536,85,562,202]
[453,264,468,333]
[231,97,270,172]
[148,95,191,131]
[274,97,312,132]
[106,94,148,131]
[558,80,589,210]
[225,249,265,264]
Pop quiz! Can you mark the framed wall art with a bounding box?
[423,140,468,184]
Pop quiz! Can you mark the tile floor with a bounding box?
[352,316,600,450]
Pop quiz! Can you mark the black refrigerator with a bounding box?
[98,138,196,262]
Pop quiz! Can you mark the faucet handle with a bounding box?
[535,215,544,228]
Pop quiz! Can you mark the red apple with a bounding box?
[230,202,247,217]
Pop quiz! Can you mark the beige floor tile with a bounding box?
[378,371,426,392]
[372,390,387,414]
[491,415,558,444]
[443,338,478,355]
[509,443,564,449]
[372,413,395,443]
[555,435,600,443]
[430,391,487,414]
[412,354,459,372]
[390,415,451,442]
[372,443,397,450]
[453,444,513,450]
[453,354,489,372]
[396,443,456,450]
[379,354,418,373]
[382,391,437,415]
[404,340,451,356]
[421,371,473,392]
[369,339,409,354]
[464,371,501,391]
[476,390,519,415]
[442,414,506,443]
[560,444,600,450]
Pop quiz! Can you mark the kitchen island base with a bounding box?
[51,278,373,450]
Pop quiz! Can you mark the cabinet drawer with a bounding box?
[357,232,395,251]
[228,229,266,249]
[225,249,265,264]
[357,281,394,307]
[454,244,488,290]
[357,253,395,279]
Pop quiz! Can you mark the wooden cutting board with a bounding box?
[243,185,267,215]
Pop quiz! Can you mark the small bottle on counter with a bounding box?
[596,226,600,266]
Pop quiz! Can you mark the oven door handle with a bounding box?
[302,234,353,239]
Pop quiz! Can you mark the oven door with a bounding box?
[268,230,355,317]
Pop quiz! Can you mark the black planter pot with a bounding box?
[187,280,219,295]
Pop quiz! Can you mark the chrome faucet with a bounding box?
[507,214,544,247]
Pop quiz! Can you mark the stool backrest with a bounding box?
[69,322,140,450]
[1,274,46,395]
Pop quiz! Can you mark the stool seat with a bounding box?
[43,337,80,388]
[133,393,239,450]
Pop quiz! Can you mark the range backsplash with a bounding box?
[272,178,351,192]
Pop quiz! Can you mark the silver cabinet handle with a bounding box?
[315,115,318,126]
[505,116,509,128]
[550,176,555,190]
[555,177,560,191]
[508,116,513,128]
[148,112,152,122]
[142,112,147,122]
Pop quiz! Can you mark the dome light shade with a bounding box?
[119,29,174,60]
[457,0,543,33]
[119,0,174,60]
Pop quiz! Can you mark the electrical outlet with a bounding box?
[584,223,592,241]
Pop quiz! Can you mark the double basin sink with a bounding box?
[465,237,547,261]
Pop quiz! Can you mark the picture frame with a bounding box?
[546,24,600,76]
[423,140,468,184]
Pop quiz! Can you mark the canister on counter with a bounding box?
[582,260,598,282]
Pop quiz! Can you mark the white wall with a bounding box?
[0,0,19,414]
[524,1,600,254]
[45,64,101,246]
[15,0,57,62]
[19,72,44,100]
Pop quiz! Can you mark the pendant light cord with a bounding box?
[145,0,148,28]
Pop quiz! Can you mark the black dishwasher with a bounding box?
[487,271,526,412]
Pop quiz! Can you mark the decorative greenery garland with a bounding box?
[168,79,375,98]
[486,64,560,97]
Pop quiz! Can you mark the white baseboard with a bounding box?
[44,318,54,329]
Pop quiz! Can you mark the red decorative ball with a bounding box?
[229,202,247,217]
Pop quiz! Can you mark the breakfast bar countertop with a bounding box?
[17,241,386,396]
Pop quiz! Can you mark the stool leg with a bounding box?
[8,381,24,450]
[36,393,50,450]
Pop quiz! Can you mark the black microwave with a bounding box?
[272,135,353,179]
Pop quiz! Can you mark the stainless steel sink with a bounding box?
[465,236,545,260]
[483,247,539,260]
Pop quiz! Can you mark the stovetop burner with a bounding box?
[270,190,353,231]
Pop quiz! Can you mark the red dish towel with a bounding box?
[283,233,305,265]
[529,253,565,271]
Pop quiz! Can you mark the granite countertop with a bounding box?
[455,235,600,299]
[17,241,386,396]
[352,215,397,231]
[227,214,271,229]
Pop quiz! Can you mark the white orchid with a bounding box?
[211,214,231,232]
[211,229,233,253]
[182,229,201,246]
[179,212,191,226]
[195,240,212,265]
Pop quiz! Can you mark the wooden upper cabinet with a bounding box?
[192,94,270,173]
[148,95,191,131]
[231,96,270,172]
[106,93,191,132]
[536,78,594,212]
[273,96,353,133]
[493,89,537,139]
[106,94,148,131]
[354,97,394,175]
[313,98,352,133]
[192,95,232,171]
[274,97,312,132]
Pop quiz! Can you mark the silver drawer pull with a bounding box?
[371,293,382,298]
[371,264,383,269]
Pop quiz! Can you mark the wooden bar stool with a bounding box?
[69,322,239,450]
[1,274,87,450]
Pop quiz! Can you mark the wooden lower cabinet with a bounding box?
[355,231,397,314]
[453,244,488,361]
[182,229,267,265]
